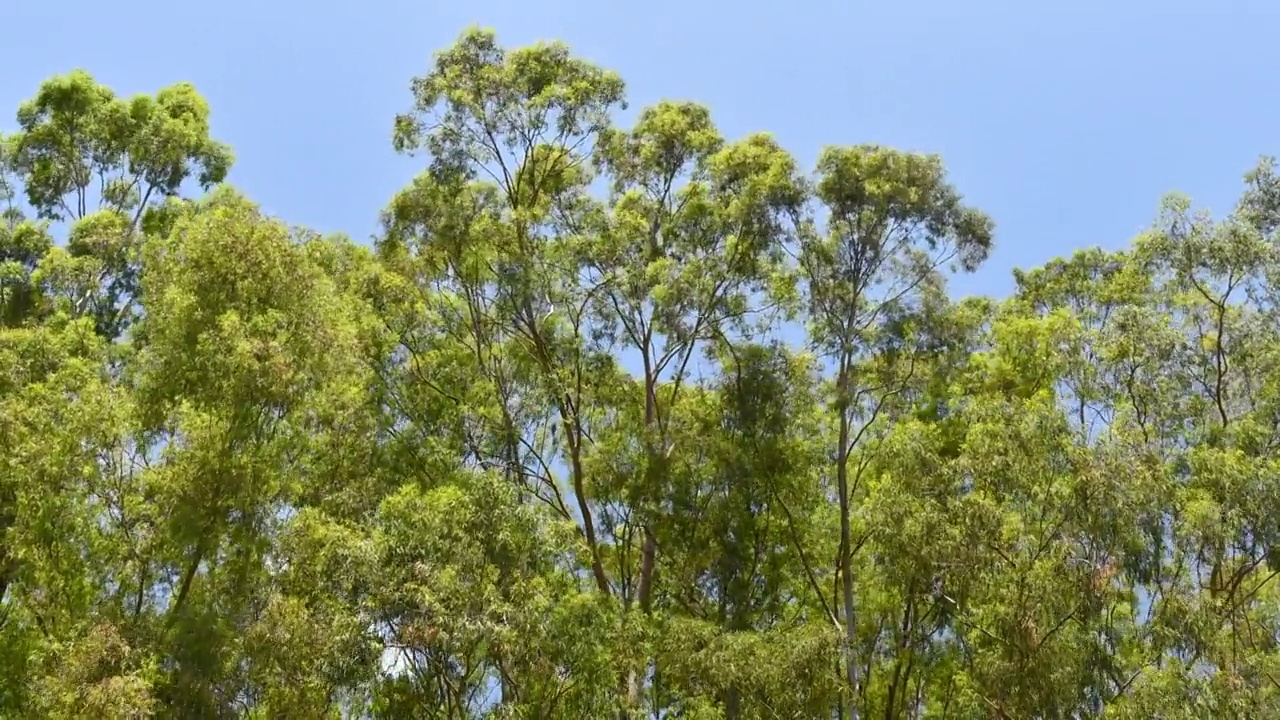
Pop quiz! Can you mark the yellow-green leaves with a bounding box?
[803,146,994,361]
[8,27,1280,720]
[11,70,231,222]
[815,144,993,269]
[3,71,232,341]
[597,101,721,188]
[394,26,624,192]
[136,191,351,420]
[0,219,53,326]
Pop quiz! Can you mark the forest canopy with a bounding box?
[3,26,1280,719]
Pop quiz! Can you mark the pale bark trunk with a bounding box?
[837,360,860,719]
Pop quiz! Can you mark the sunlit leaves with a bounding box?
[11,69,231,222]
[6,26,1280,720]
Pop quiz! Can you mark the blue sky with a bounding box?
[3,0,1278,298]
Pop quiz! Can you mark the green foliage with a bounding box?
[3,26,1280,719]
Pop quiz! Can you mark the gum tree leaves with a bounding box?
[5,26,1280,720]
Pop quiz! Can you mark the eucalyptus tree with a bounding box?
[799,145,994,716]
[0,72,235,717]
[382,27,637,713]
[7,70,231,340]
[384,28,812,715]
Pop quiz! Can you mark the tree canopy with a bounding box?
[3,26,1280,719]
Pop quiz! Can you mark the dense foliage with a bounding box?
[3,28,1280,719]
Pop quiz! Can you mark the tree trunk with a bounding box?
[837,361,860,720]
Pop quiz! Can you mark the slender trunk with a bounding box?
[626,345,660,713]
[836,360,860,720]
[169,537,207,623]
[133,565,149,618]
[724,601,745,720]
[885,596,914,720]
[836,662,848,720]
[568,418,611,595]
[520,302,612,598]
[499,666,512,708]
[0,551,10,608]
[0,501,13,606]
[624,513,658,715]
[726,687,741,720]
[637,528,656,612]
[637,347,659,615]
[622,340,665,712]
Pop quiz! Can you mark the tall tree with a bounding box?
[800,145,993,717]
[8,70,232,339]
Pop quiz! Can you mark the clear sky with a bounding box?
[3,0,1278,298]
